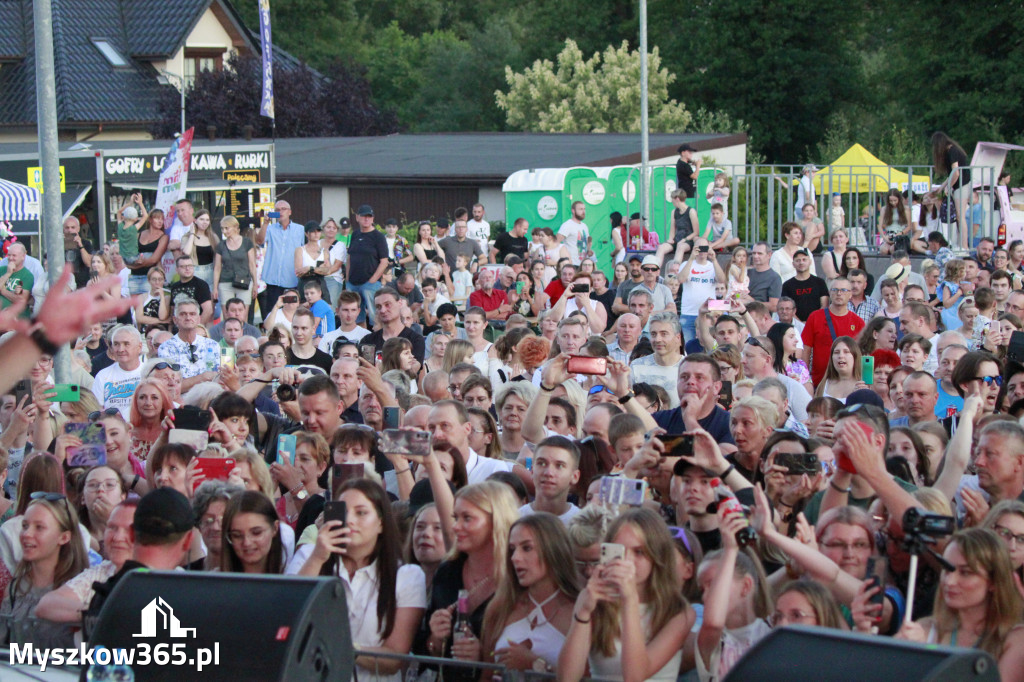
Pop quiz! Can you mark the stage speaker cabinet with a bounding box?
[723,625,999,682]
[86,571,353,682]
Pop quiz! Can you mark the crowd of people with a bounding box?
[0,151,1023,681]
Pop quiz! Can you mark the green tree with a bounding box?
[659,0,865,161]
[496,39,691,133]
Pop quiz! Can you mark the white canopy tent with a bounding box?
[0,177,40,221]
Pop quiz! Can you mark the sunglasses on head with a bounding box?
[152,362,181,372]
[745,337,771,354]
[89,408,121,421]
[30,491,72,522]
[588,384,614,396]
[666,525,693,556]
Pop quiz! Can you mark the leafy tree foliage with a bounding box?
[150,54,397,139]
[496,40,691,133]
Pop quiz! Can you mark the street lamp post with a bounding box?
[157,70,186,136]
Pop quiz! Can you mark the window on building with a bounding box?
[92,39,129,68]
[182,49,224,86]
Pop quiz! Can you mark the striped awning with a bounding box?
[0,177,40,221]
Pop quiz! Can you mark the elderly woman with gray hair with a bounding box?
[190,480,244,571]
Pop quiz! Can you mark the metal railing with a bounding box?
[651,162,1001,251]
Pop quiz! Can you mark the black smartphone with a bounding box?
[1008,331,1024,363]
[570,283,591,294]
[865,556,887,612]
[698,245,710,253]
[718,380,733,410]
[323,500,347,527]
[173,406,212,432]
[660,434,694,458]
[12,379,32,406]
[774,452,820,476]
[282,295,298,304]
[383,406,400,429]
[331,462,366,499]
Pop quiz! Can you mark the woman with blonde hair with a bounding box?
[441,339,475,374]
[129,379,173,461]
[228,448,276,499]
[181,208,220,288]
[559,507,694,681]
[420,481,519,673]
[896,528,1024,681]
[770,579,846,630]
[0,494,88,647]
[212,214,257,307]
[480,513,582,674]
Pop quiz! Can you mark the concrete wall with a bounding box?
[321,186,349,222]
[478,187,505,222]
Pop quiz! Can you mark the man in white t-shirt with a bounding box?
[519,435,582,525]
[465,203,491,258]
[92,325,144,418]
[558,201,592,265]
[428,400,527,485]
[165,198,195,278]
[630,312,685,408]
[318,290,370,355]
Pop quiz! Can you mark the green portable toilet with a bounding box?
[567,170,615,273]
[649,165,676,244]
[503,167,597,230]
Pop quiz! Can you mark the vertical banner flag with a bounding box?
[258,0,275,119]
[153,128,195,277]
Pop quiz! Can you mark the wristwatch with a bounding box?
[618,391,635,405]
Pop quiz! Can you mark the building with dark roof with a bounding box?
[0,0,275,142]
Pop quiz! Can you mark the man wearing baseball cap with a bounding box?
[636,255,676,313]
[612,252,648,315]
[346,205,390,325]
[676,143,701,202]
[82,489,196,633]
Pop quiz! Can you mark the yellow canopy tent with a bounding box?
[795,144,932,194]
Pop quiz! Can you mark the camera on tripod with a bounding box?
[902,507,955,539]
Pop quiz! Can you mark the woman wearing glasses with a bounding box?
[770,579,845,629]
[983,501,1024,583]
[133,266,171,334]
[221,490,286,574]
[478,513,580,675]
[77,465,127,552]
[0,492,88,647]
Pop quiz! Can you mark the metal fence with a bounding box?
[668,162,1001,251]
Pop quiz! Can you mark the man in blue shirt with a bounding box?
[255,200,306,319]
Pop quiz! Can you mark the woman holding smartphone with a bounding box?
[299,479,426,682]
[559,508,694,682]
[262,288,301,334]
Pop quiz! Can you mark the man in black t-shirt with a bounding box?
[346,205,390,326]
[781,249,829,322]
[359,287,426,364]
[675,143,700,202]
[491,217,530,263]
[62,216,94,289]
[286,308,334,373]
[168,255,213,323]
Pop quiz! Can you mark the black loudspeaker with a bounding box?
[87,571,352,682]
[723,626,999,682]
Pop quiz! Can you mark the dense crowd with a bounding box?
[0,136,1023,681]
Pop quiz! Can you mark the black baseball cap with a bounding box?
[135,488,195,538]
[627,253,645,263]
[338,217,351,228]
[356,204,374,216]
[385,218,399,226]
[437,218,450,229]
[673,458,716,478]
[304,221,322,233]
[677,143,696,153]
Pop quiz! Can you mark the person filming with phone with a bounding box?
[548,272,606,334]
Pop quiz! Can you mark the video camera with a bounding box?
[902,507,955,539]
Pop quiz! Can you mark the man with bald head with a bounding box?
[0,242,32,313]
[63,215,95,288]
[255,199,306,320]
[330,357,363,424]
[607,313,641,364]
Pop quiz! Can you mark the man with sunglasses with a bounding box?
[635,256,676,314]
[741,335,810,421]
[91,325,144,418]
[801,276,865,387]
[158,298,221,391]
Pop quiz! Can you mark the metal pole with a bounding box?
[33,0,70,383]
[638,0,650,230]
[180,83,185,136]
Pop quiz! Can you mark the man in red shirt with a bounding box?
[544,262,577,302]
[801,276,865,387]
[469,268,511,321]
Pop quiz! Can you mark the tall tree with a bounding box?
[496,39,692,133]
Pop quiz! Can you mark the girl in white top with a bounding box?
[725,247,749,299]
[894,528,1024,682]
[299,478,426,682]
[480,514,581,675]
[769,221,817,283]
[559,508,694,682]
[821,228,849,283]
[464,307,499,377]
[814,337,865,401]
